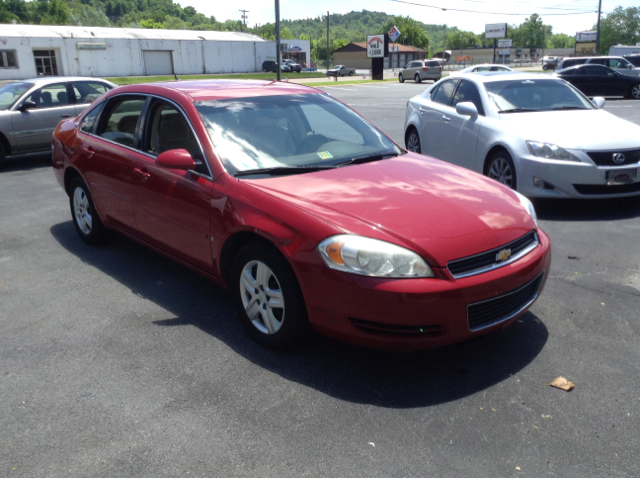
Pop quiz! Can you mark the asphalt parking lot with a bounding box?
[1,84,640,477]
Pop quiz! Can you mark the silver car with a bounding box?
[0,76,116,166]
[399,60,442,83]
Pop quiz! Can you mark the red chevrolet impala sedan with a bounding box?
[52,80,551,350]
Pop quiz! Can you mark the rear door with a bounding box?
[10,81,77,152]
[584,66,626,96]
[129,97,213,271]
[77,94,148,235]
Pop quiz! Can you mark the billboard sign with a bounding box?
[389,26,401,43]
[499,49,511,55]
[498,39,512,48]
[485,23,507,39]
[367,35,385,58]
[576,31,597,42]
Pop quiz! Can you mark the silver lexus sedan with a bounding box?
[0,76,116,167]
[404,72,640,198]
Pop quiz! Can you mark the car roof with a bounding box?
[452,72,557,83]
[18,76,115,85]
[110,79,320,102]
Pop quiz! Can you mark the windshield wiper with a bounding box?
[547,106,588,111]
[335,153,399,167]
[234,165,336,178]
[498,108,538,113]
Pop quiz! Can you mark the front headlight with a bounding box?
[526,141,581,162]
[514,191,538,228]
[317,235,434,278]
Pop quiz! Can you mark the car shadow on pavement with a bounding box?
[51,221,548,409]
[533,196,640,221]
[0,153,52,172]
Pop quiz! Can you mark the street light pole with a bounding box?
[275,0,281,80]
[326,11,330,71]
[595,0,602,54]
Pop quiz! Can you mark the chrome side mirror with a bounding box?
[592,97,605,109]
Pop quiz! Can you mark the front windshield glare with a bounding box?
[195,94,401,176]
[0,82,34,110]
[484,79,594,112]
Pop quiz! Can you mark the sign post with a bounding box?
[388,26,401,71]
[485,23,507,63]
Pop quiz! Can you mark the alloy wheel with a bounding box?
[632,84,640,99]
[73,187,93,235]
[239,260,285,335]
[407,131,421,153]
[488,157,514,187]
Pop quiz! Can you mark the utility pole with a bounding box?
[239,10,249,32]
[443,25,447,60]
[595,0,602,54]
[275,0,281,80]
[326,11,330,70]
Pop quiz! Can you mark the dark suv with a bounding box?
[262,60,277,72]
[283,59,302,72]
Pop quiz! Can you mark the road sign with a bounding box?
[498,39,512,48]
[367,35,385,58]
[389,26,401,43]
[485,23,507,39]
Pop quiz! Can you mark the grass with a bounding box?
[107,71,327,85]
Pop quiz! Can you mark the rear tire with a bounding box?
[414,74,421,83]
[349,71,354,76]
[485,151,517,190]
[230,242,311,349]
[406,128,421,153]
[399,73,405,83]
[630,84,640,99]
[68,177,112,244]
[0,142,6,169]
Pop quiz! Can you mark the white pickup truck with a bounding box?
[327,65,356,77]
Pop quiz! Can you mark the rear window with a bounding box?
[426,61,441,67]
[625,55,640,67]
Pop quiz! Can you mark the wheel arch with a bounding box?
[0,130,12,157]
[404,123,420,147]
[63,167,84,196]
[483,144,512,174]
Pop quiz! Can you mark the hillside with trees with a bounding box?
[2,2,638,58]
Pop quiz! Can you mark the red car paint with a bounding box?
[53,80,551,350]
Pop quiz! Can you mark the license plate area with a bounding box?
[607,168,637,185]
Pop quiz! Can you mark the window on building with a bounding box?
[0,50,18,68]
[33,50,58,76]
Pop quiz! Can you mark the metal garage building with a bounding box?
[0,24,310,80]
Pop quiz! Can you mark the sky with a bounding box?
[179,0,637,36]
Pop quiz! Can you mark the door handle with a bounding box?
[134,168,151,181]
[419,107,427,113]
[82,147,95,158]
[60,114,71,118]
[442,115,451,122]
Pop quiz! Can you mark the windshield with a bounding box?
[484,79,594,113]
[196,93,401,176]
[0,82,34,110]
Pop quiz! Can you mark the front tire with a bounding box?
[68,177,112,244]
[399,73,405,83]
[485,151,517,189]
[414,74,421,83]
[406,128,421,153]
[230,242,311,349]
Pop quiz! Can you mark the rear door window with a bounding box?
[72,81,112,104]
[97,96,146,147]
[432,79,458,106]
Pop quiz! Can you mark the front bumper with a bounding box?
[292,229,551,350]
[514,150,640,198]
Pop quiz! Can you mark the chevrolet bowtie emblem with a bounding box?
[496,248,512,262]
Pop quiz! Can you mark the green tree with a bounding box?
[139,18,163,28]
[512,14,550,48]
[381,15,429,50]
[596,6,640,54]
[162,14,187,30]
[446,30,477,49]
[548,33,575,48]
[69,4,113,26]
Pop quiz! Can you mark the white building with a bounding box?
[0,24,311,80]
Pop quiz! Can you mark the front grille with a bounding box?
[349,318,444,337]
[467,273,544,331]
[447,231,538,279]
[587,149,640,166]
[574,183,640,195]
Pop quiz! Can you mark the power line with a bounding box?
[389,0,597,15]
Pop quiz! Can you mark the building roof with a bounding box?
[0,24,267,42]
[333,42,428,53]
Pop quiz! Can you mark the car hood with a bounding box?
[501,109,640,150]
[244,154,536,268]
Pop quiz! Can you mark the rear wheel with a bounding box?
[485,151,517,189]
[69,177,112,244]
[230,242,311,349]
[349,71,354,76]
[542,65,548,71]
[399,73,405,83]
[0,142,6,169]
[414,74,421,83]
[406,128,421,153]
[630,84,640,99]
